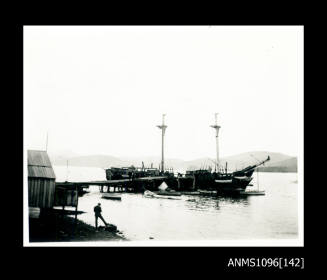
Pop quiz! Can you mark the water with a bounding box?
[53,166,298,241]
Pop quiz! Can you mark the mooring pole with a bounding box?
[210,113,221,170]
[157,114,167,173]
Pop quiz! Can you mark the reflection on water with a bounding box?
[53,166,298,241]
[184,196,249,212]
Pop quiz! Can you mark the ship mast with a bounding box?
[210,113,221,171]
[157,114,167,173]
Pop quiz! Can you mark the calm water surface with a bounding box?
[53,166,298,241]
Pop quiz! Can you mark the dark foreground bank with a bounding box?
[29,213,127,242]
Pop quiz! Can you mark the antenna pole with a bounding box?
[46,132,48,152]
[157,114,167,173]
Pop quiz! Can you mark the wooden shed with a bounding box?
[28,150,56,209]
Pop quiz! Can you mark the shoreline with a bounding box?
[29,213,127,242]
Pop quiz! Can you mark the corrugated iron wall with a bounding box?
[28,178,55,208]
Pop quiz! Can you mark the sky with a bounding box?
[24,26,303,160]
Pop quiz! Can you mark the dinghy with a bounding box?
[198,189,217,195]
[181,191,200,195]
[239,190,265,196]
[154,181,182,196]
[144,190,181,200]
[154,191,182,196]
[101,193,122,200]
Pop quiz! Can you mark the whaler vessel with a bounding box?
[193,114,270,195]
[213,157,269,194]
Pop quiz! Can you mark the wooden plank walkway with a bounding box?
[56,179,131,187]
[56,176,167,187]
[133,176,167,181]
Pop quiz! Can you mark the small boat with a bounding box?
[153,181,182,196]
[239,190,265,196]
[153,190,182,196]
[181,191,200,195]
[144,190,181,200]
[198,189,217,195]
[101,193,122,200]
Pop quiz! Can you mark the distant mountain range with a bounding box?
[49,151,297,173]
[257,157,297,172]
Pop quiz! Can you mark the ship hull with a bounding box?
[205,156,269,195]
[194,171,254,195]
[215,176,253,194]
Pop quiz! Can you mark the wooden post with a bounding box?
[74,185,79,236]
[61,191,66,221]
[177,178,180,190]
[55,205,58,240]
[75,189,78,224]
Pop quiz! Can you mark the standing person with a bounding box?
[94,203,108,231]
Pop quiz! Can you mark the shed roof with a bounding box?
[28,150,56,179]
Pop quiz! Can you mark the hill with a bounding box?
[184,151,294,171]
[257,157,297,173]
[49,151,297,173]
[50,154,130,169]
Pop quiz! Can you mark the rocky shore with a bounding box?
[29,213,127,242]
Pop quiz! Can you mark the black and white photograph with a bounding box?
[23,25,303,248]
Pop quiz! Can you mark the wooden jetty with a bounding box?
[56,176,169,194]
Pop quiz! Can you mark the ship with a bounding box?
[104,113,270,195]
[105,162,174,181]
[193,113,270,195]
[105,165,160,180]
[193,156,270,194]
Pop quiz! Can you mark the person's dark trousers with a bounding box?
[95,214,107,229]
